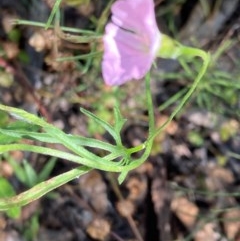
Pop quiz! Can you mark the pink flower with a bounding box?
[102,0,161,86]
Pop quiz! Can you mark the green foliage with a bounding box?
[195,56,240,118]
[5,154,57,188]
[7,29,21,43]
[219,120,239,142]
[0,110,9,127]
[0,101,146,209]
[159,39,240,118]
[0,120,39,144]
[64,0,90,7]
[23,214,40,241]
[45,0,62,29]
[187,131,204,147]
[0,177,21,218]
[0,70,14,88]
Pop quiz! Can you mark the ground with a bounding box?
[0,0,240,241]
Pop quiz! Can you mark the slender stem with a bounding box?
[158,87,188,112]
[14,20,97,35]
[45,0,62,29]
[57,51,102,61]
[117,73,156,173]
[120,48,210,172]
[116,73,156,182]
[145,72,155,136]
[149,49,211,141]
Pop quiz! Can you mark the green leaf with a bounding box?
[23,214,40,241]
[0,104,47,127]
[0,104,129,171]
[0,178,15,197]
[0,105,108,163]
[0,110,9,127]
[118,171,128,184]
[0,128,116,152]
[38,157,57,182]
[0,121,39,144]
[187,131,204,147]
[45,0,62,29]
[113,106,127,145]
[7,120,39,131]
[0,166,91,210]
[80,107,118,142]
[0,177,21,218]
[7,156,27,185]
[0,133,20,144]
[0,143,124,171]
[22,160,38,187]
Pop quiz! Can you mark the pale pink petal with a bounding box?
[111,0,155,33]
[102,0,161,86]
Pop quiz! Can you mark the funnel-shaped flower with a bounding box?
[102,0,161,86]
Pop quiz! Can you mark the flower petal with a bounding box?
[102,24,153,85]
[111,0,156,35]
[102,0,161,86]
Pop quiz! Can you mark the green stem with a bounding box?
[145,72,155,136]
[0,166,91,210]
[128,73,156,165]
[117,74,155,183]
[57,51,102,61]
[14,20,97,35]
[158,87,188,112]
[152,37,211,141]
[122,43,210,172]
[118,73,156,177]
[45,0,62,29]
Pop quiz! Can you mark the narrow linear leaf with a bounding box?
[43,126,109,164]
[0,144,126,171]
[0,129,116,152]
[0,104,49,127]
[38,157,57,182]
[22,159,38,187]
[7,155,27,184]
[113,107,127,140]
[118,171,129,185]
[45,0,62,29]
[0,166,91,210]
[0,133,20,144]
[0,104,115,163]
[14,20,96,35]
[80,108,118,142]
[0,178,21,218]
[57,51,102,61]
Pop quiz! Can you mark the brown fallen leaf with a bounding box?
[194,223,220,241]
[171,196,199,229]
[86,217,111,241]
[222,208,240,240]
[2,42,19,59]
[29,30,59,52]
[0,161,13,178]
[78,170,110,214]
[116,199,135,218]
[0,230,23,241]
[126,175,147,202]
[205,164,234,191]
